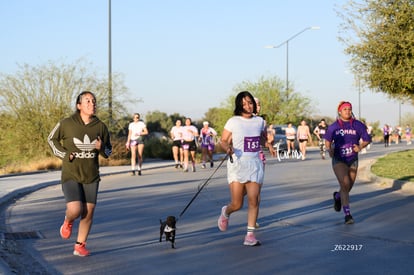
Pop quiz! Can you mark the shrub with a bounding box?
[144,137,173,159]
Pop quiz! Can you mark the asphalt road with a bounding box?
[1,144,413,274]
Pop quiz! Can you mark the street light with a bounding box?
[265,26,320,97]
[345,70,363,119]
[358,77,362,119]
[108,0,113,126]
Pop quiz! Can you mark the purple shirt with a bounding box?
[325,119,371,164]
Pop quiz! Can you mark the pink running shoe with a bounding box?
[73,242,90,257]
[60,219,73,239]
[243,232,261,246]
[217,206,229,231]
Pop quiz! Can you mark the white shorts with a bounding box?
[227,155,264,184]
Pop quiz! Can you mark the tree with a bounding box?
[401,111,414,128]
[203,107,232,136]
[144,111,185,136]
[0,59,129,165]
[234,76,314,125]
[202,75,315,134]
[338,0,414,103]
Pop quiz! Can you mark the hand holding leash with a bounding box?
[227,146,233,163]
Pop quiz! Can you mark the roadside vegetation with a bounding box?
[0,59,413,176]
[371,149,414,182]
[0,59,322,175]
[2,0,414,175]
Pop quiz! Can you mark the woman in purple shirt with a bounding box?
[325,101,371,224]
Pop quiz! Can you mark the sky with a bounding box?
[1,0,411,127]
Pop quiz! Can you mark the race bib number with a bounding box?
[340,143,354,158]
[244,136,260,152]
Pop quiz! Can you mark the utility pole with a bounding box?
[108,0,113,126]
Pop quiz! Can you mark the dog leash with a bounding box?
[177,153,232,221]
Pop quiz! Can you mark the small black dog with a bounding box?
[159,216,176,248]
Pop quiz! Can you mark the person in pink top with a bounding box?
[296,120,311,160]
[181,117,199,172]
[285,122,296,157]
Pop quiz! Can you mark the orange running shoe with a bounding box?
[73,242,90,257]
[60,219,73,239]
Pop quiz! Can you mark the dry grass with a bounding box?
[0,157,62,175]
[0,156,130,176]
[0,137,131,176]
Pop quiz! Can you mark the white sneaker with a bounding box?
[243,232,261,246]
[217,206,229,231]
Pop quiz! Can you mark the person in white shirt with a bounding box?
[170,119,184,169]
[126,113,148,175]
[217,91,275,246]
[313,119,328,159]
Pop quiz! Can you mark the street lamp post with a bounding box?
[358,77,362,119]
[399,101,402,126]
[265,26,320,98]
[108,0,113,126]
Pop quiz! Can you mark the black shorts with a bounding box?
[182,140,197,151]
[172,140,182,148]
[332,157,358,168]
[62,180,99,204]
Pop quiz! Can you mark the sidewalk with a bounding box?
[0,160,173,207]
